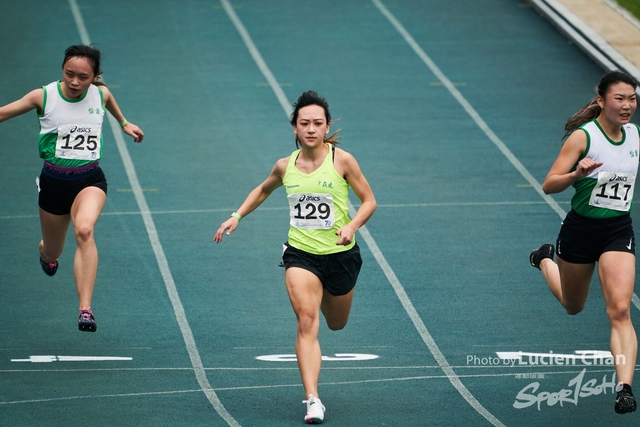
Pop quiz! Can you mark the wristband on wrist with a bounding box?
[119,119,128,127]
[231,212,242,221]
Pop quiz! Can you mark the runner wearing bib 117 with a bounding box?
[529,70,639,415]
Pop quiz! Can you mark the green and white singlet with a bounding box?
[571,119,640,218]
[283,143,354,255]
[38,81,105,167]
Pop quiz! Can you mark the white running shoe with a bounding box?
[302,394,325,424]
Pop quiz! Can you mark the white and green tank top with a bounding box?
[38,81,105,167]
[283,143,354,255]
[571,119,640,218]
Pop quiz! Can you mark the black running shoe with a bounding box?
[616,390,637,414]
[40,257,59,276]
[78,309,97,332]
[529,244,554,270]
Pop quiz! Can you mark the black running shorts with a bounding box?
[556,209,635,264]
[38,166,108,215]
[281,242,362,296]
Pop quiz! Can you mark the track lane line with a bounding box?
[67,1,240,425]
[369,0,640,313]
[219,0,505,425]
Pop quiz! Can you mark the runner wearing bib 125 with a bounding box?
[39,80,105,167]
[0,45,144,333]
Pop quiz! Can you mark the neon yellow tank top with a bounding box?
[283,144,354,255]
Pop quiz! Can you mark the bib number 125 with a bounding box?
[55,124,101,161]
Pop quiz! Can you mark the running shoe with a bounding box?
[615,389,637,414]
[303,394,325,424]
[40,257,59,276]
[529,244,554,270]
[78,309,97,332]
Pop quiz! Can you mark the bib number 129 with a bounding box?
[288,193,335,229]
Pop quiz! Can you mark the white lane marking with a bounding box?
[0,200,573,220]
[372,0,640,330]
[220,0,504,425]
[255,353,379,362]
[67,1,240,426]
[1,367,622,406]
[11,355,132,363]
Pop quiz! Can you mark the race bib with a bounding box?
[589,171,636,212]
[288,193,335,229]
[55,124,101,160]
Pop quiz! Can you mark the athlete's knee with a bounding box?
[606,301,631,324]
[74,224,95,244]
[297,311,319,335]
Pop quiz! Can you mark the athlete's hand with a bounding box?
[575,158,602,178]
[214,217,239,243]
[123,122,144,143]
[335,225,356,246]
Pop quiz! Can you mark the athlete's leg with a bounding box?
[598,251,637,386]
[320,288,354,331]
[69,186,106,310]
[540,257,594,315]
[39,209,71,263]
[285,267,324,399]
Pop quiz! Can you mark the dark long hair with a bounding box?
[290,90,340,148]
[563,70,637,139]
[62,44,105,86]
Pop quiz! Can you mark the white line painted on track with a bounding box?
[352,202,507,427]
[372,2,520,425]
[220,0,504,425]
[11,355,132,363]
[370,0,640,310]
[67,1,239,426]
[6,362,635,374]
[255,353,379,362]
[218,0,290,117]
[0,367,622,406]
[0,200,573,220]
[371,0,564,220]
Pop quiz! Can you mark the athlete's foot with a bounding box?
[39,257,59,276]
[529,244,554,270]
[78,308,97,332]
[615,384,637,414]
[303,394,325,424]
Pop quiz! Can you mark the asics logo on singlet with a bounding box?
[69,126,92,133]
[298,195,321,202]
[608,174,628,182]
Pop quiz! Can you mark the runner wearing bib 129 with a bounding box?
[283,143,354,255]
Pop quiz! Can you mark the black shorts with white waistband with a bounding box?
[556,209,635,264]
[37,164,108,215]
[280,242,362,296]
